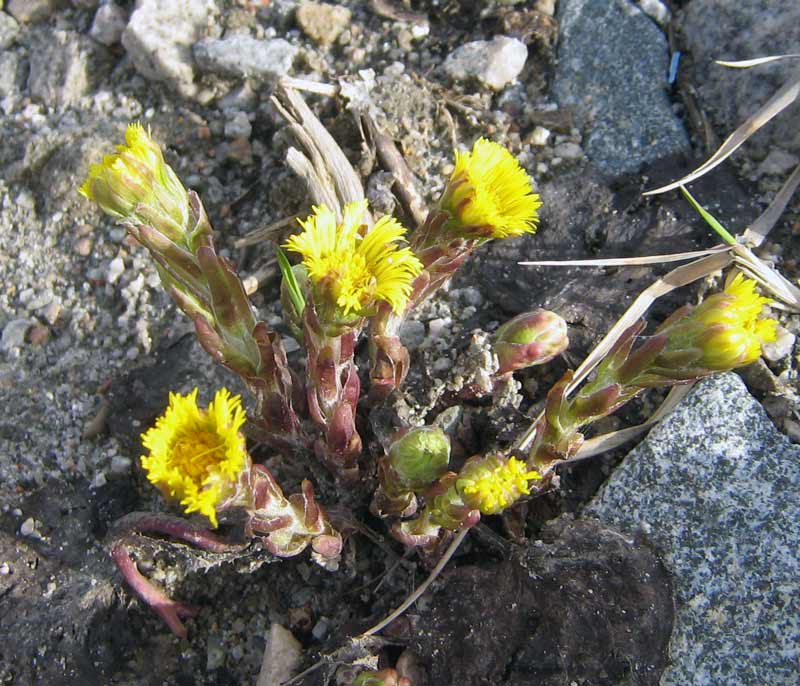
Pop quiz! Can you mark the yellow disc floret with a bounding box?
[457,455,541,515]
[140,388,249,528]
[79,122,188,233]
[441,138,542,239]
[284,200,423,317]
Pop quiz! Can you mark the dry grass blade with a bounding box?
[570,384,695,460]
[731,243,800,310]
[743,163,800,246]
[514,251,732,453]
[278,75,339,97]
[716,55,800,68]
[272,81,368,223]
[234,216,299,249]
[355,528,469,639]
[644,74,800,196]
[519,246,728,268]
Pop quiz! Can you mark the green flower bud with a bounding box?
[493,309,568,375]
[388,427,450,489]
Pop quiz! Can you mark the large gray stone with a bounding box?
[121,0,212,97]
[5,0,58,24]
[585,373,800,685]
[193,35,298,82]
[28,30,96,108]
[553,0,689,178]
[0,11,19,50]
[679,0,800,165]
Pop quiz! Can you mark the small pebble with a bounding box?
[107,257,125,284]
[529,125,551,146]
[0,563,10,575]
[761,326,795,363]
[19,517,36,537]
[224,111,252,140]
[110,455,132,475]
[74,236,93,256]
[553,142,583,160]
[2,319,31,350]
[311,617,329,640]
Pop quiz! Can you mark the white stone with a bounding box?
[529,125,551,146]
[553,142,583,160]
[122,0,213,97]
[90,3,128,47]
[761,326,795,362]
[107,257,125,284]
[443,36,528,91]
[19,517,36,536]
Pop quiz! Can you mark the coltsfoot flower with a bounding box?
[439,137,542,240]
[79,122,189,240]
[658,273,778,372]
[457,455,541,515]
[284,200,423,319]
[141,388,249,528]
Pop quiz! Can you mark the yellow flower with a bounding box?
[457,455,541,515]
[440,138,542,239]
[284,200,423,318]
[660,274,777,372]
[140,388,249,528]
[79,122,188,236]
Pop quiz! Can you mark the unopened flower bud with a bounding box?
[493,309,568,375]
[79,123,189,242]
[388,427,450,489]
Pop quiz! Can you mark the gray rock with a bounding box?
[553,0,689,178]
[679,0,800,163]
[6,0,58,23]
[121,0,212,97]
[585,373,800,685]
[223,110,252,139]
[193,35,298,82]
[0,52,19,97]
[0,11,19,50]
[89,3,128,47]
[2,318,31,350]
[28,30,95,109]
[443,35,528,91]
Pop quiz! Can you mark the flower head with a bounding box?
[457,455,541,515]
[439,138,542,240]
[141,388,249,528]
[659,274,777,372]
[284,200,423,318]
[79,123,188,237]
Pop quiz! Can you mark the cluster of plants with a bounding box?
[80,80,784,681]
